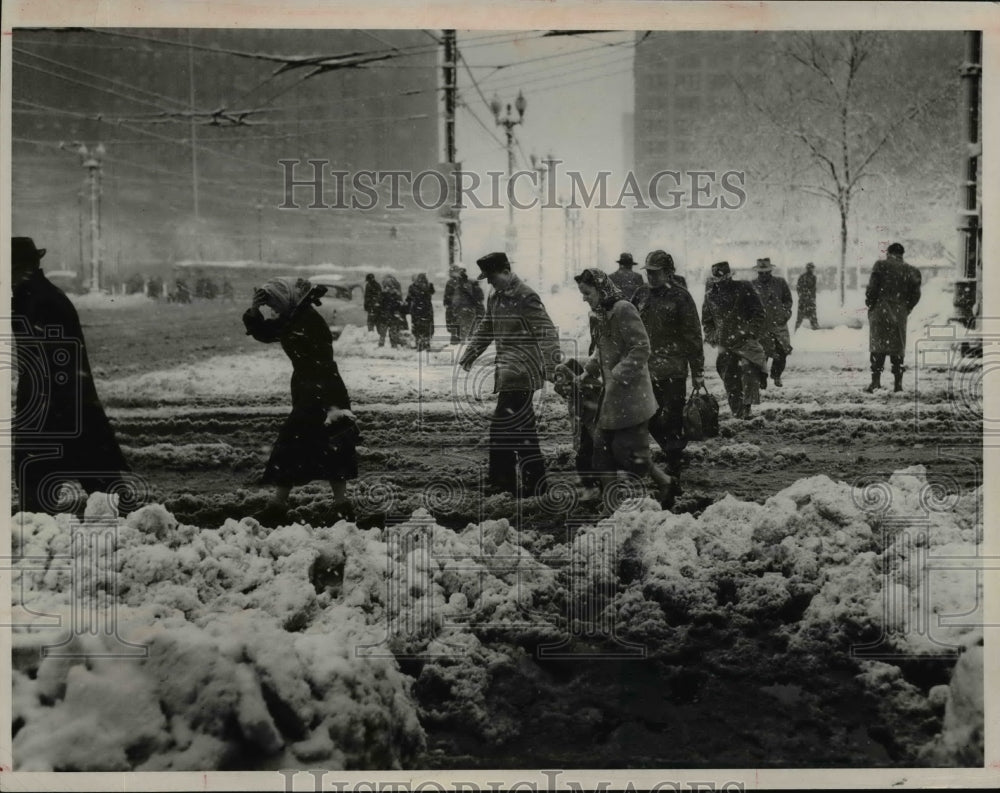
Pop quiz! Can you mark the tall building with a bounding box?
[629,31,963,277]
[12,29,442,285]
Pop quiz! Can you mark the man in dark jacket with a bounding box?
[451,267,485,342]
[443,265,462,343]
[405,273,435,351]
[11,237,135,515]
[608,252,644,301]
[363,273,382,333]
[631,251,704,492]
[751,257,793,387]
[864,242,922,392]
[795,263,819,330]
[460,252,561,498]
[702,261,767,419]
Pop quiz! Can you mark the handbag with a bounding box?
[683,384,720,441]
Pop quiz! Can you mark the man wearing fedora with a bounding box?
[460,252,561,498]
[631,249,704,494]
[10,237,134,515]
[608,252,644,301]
[795,262,819,330]
[702,261,767,419]
[864,242,922,393]
[751,257,793,387]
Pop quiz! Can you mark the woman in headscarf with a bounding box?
[243,277,358,526]
[565,268,678,508]
[377,274,408,348]
[405,272,435,351]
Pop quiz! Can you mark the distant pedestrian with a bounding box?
[632,250,704,498]
[864,242,922,393]
[11,237,135,515]
[406,272,435,351]
[174,278,191,304]
[573,268,677,508]
[443,265,462,343]
[451,267,485,342]
[459,252,560,498]
[608,252,644,301]
[221,278,234,302]
[795,263,819,330]
[243,277,357,527]
[751,257,793,387]
[377,274,407,348]
[702,261,767,419]
[363,273,381,333]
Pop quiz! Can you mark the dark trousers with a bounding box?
[648,376,687,476]
[575,424,600,488]
[717,350,759,415]
[770,351,788,380]
[795,304,818,330]
[489,389,546,496]
[870,352,904,374]
[366,311,378,332]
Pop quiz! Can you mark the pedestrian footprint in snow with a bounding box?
[243,277,358,527]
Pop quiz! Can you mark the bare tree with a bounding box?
[738,32,951,305]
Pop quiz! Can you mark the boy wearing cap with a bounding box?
[459,252,561,498]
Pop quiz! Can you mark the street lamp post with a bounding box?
[490,91,526,258]
[530,153,547,288]
[63,142,106,293]
[256,199,264,263]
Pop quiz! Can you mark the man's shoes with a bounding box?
[657,477,681,510]
[736,404,752,419]
[864,372,882,393]
[251,500,288,528]
[329,501,356,525]
[772,377,783,388]
[759,373,768,389]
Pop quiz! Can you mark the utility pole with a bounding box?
[954,29,982,331]
[442,30,458,270]
[491,91,526,257]
[188,29,200,221]
[62,142,106,293]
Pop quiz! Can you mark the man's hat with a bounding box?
[711,261,731,277]
[643,250,675,271]
[12,237,46,267]
[475,251,511,280]
[805,262,815,270]
[616,252,635,267]
[754,257,774,271]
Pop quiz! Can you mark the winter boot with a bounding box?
[251,499,288,528]
[892,368,904,392]
[863,372,882,393]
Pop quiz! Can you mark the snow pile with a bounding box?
[119,442,256,470]
[69,292,154,310]
[11,464,982,768]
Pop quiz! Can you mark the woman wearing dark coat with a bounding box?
[11,237,134,514]
[377,274,408,348]
[405,273,435,351]
[243,277,358,526]
[363,273,382,333]
[567,268,678,508]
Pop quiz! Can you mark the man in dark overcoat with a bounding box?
[702,261,767,419]
[795,263,819,330]
[460,252,561,498]
[751,257,793,387]
[608,252,644,301]
[11,237,134,514]
[631,250,704,493]
[363,273,382,333]
[864,242,922,392]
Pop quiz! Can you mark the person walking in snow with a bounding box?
[630,250,704,500]
[405,272,435,351]
[243,277,358,527]
[795,263,819,330]
[608,252,645,301]
[363,273,382,333]
[570,268,678,508]
[459,252,561,499]
[702,261,767,419]
[864,242,922,393]
[443,265,462,343]
[377,274,407,348]
[11,237,137,515]
[751,257,793,388]
[450,267,485,342]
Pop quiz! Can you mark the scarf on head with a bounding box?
[260,277,315,317]
[576,267,624,312]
